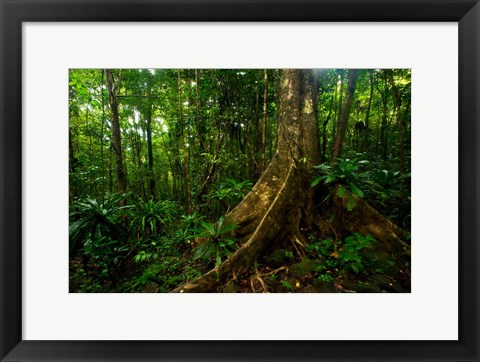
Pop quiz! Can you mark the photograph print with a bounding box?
[69,68,411,293]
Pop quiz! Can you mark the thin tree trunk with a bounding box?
[100,69,106,202]
[259,69,268,173]
[105,69,127,195]
[332,70,344,146]
[253,81,260,178]
[178,69,192,213]
[332,69,358,161]
[195,69,205,152]
[132,120,146,199]
[322,93,335,162]
[387,70,405,175]
[378,71,389,160]
[108,145,113,194]
[145,104,155,197]
[68,129,78,201]
[363,70,374,152]
[68,129,77,174]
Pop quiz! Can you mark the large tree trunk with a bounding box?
[173,69,317,292]
[173,69,408,293]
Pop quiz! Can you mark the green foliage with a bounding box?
[69,267,104,293]
[180,211,205,228]
[280,280,293,289]
[308,233,376,275]
[68,69,411,293]
[133,250,158,263]
[312,155,370,210]
[69,194,130,258]
[207,178,253,215]
[128,256,186,292]
[360,163,411,228]
[317,273,334,283]
[312,154,369,191]
[308,237,335,258]
[312,156,369,196]
[338,233,376,273]
[69,194,131,285]
[130,199,178,239]
[371,169,401,188]
[174,211,205,245]
[192,216,239,267]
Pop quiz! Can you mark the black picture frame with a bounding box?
[1,1,479,361]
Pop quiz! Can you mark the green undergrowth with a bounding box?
[70,230,410,293]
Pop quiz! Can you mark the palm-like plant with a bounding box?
[69,194,130,258]
[130,199,178,239]
[209,178,253,213]
[192,216,239,267]
[311,156,370,211]
[311,156,369,198]
[174,212,205,245]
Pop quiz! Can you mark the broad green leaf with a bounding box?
[215,252,222,268]
[349,183,364,198]
[325,175,336,184]
[346,197,357,211]
[336,186,347,198]
[311,178,322,187]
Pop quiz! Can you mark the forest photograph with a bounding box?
[69,68,411,293]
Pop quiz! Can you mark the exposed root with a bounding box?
[256,275,268,292]
[290,236,305,258]
[249,262,269,293]
[329,191,410,255]
[172,168,410,293]
[261,266,287,276]
[250,277,256,293]
[171,160,298,293]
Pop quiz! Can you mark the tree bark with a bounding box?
[131,120,146,199]
[145,104,155,197]
[194,69,206,153]
[259,69,268,173]
[178,69,192,213]
[378,71,390,160]
[322,93,335,162]
[332,69,358,161]
[386,70,405,175]
[363,70,374,152]
[331,70,344,143]
[105,69,127,195]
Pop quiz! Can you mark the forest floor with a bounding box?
[69,230,411,293]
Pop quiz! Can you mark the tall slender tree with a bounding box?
[332,69,358,161]
[178,69,192,213]
[105,69,127,196]
[387,69,405,175]
[363,70,374,151]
